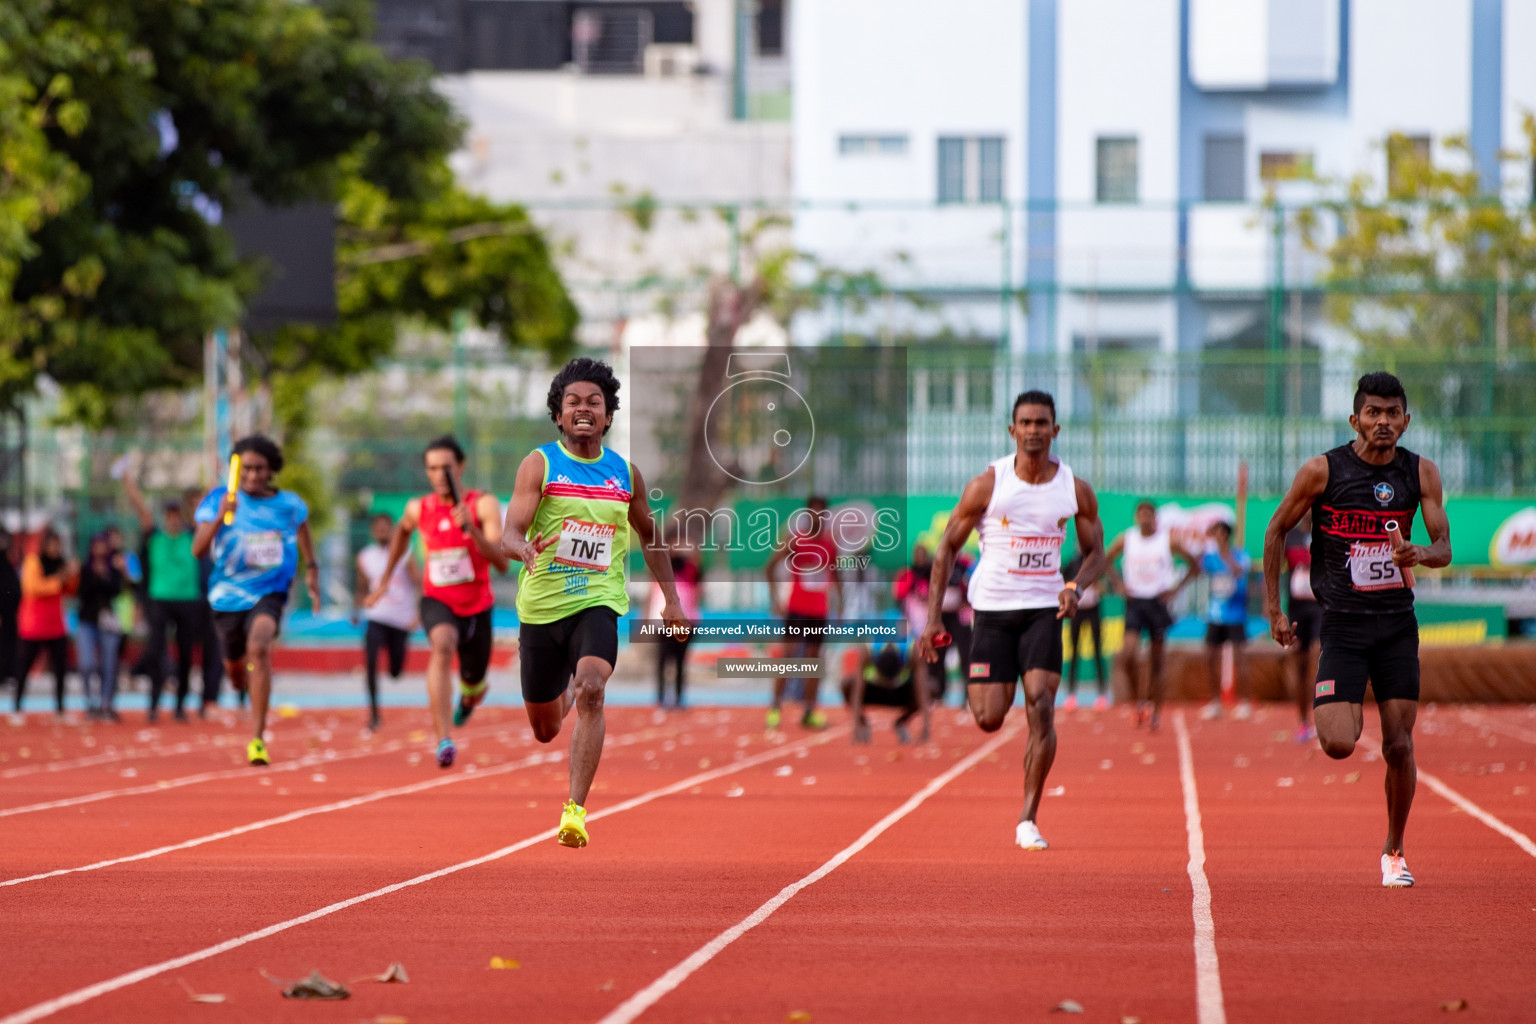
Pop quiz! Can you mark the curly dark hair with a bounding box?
[1353,371,1408,414]
[546,357,620,434]
[233,434,284,474]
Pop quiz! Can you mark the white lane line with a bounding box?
[0,727,845,1024]
[0,719,522,819]
[1173,711,1228,1024]
[595,723,1022,1024]
[1358,736,1536,860]
[0,728,663,888]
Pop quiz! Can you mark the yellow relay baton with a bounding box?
[223,453,241,525]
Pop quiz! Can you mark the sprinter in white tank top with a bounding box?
[916,390,1105,851]
[1105,500,1201,732]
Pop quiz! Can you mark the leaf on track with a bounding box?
[352,962,409,984]
[1052,999,1085,1013]
[726,786,745,797]
[261,968,350,1000]
[1121,1017,1142,1024]
[489,957,521,970]
[1344,772,1361,783]
[176,979,226,1003]
[786,1012,812,1022]
[369,1016,410,1024]
[1440,998,1469,1011]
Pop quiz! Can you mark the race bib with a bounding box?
[1128,560,1164,590]
[243,531,284,570]
[428,547,476,586]
[553,518,616,572]
[1009,536,1061,576]
[1349,541,1405,591]
[1210,572,1236,600]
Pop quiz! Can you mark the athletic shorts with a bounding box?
[1289,599,1322,650]
[782,612,829,652]
[860,681,916,708]
[1314,610,1419,707]
[1124,597,1173,642]
[212,592,287,662]
[420,597,494,685]
[968,607,1064,682]
[1205,622,1247,647]
[518,605,620,705]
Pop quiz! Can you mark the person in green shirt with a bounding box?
[125,474,208,722]
[501,357,689,849]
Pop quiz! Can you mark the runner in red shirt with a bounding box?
[764,496,841,731]
[367,435,507,767]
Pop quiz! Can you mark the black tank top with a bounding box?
[1310,444,1421,615]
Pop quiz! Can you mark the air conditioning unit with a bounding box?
[643,43,701,78]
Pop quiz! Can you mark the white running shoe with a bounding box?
[1016,820,1049,851]
[1199,700,1222,721]
[1233,700,1253,721]
[1381,853,1415,888]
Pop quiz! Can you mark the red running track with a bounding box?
[2,701,1536,1023]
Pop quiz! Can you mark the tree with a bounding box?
[1298,126,1536,488]
[1,0,574,427]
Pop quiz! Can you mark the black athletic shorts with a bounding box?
[783,612,829,651]
[860,681,916,708]
[212,592,287,662]
[420,597,494,685]
[1314,610,1419,707]
[968,607,1063,682]
[1289,599,1322,649]
[1124,597,1173,642]
[518,605,620,704]
[1205,622,1247,647]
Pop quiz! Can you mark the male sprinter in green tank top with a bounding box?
[503,357,690,848]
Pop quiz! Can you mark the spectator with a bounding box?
[1061,550,1106,711]
[15,526,77,717]
[1200,518,1252,721]
[0,527,19,699]
[124,474,206,722]
[842,642,929,745]
[650,542,701,708]
[355,512,419,731]
[76,530,127,721]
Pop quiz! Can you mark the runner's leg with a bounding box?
[246,613,279,740]
[1379,698,1419,856]
[425,622,458,742]
[568,654,613,805]
[1019,668,1060,824]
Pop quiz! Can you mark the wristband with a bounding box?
[1063,580,1079,592]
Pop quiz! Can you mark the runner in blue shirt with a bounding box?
[1200,517,1253,721]
[193,435,320,766]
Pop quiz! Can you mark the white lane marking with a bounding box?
[0,727,660,887]
[0,719,521,818]
[0,728,845,1024]
[595,724,1022,1024]
[1173,712,1228,1024]
[1358,736,1536,860]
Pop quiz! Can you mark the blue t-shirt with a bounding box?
[1202,547,1251,625]
[195,488,309,612]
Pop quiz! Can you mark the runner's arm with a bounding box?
[628,463,687,633]
[1167,539,1202,600]
[918,470,993,660]
[1401,457,1452,570]
[1103,532,1126,594]
[354,555,370,622]
[191,488,235,559]
[500,452,557,565]
[1063,476,1106,620]
[468,492,510,573]
[297,521,321,609]
[763,538,790,618]
[1262,456,1328,641]
[365,503,418,607]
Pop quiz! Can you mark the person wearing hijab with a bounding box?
[16,527,78,716]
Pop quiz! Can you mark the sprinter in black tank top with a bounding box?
[1261,372,1452,889]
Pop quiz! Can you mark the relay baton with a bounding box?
[444,469,469,535]
[1384,520,1415,587]
[934,632,953,648]
[223,454,240,525]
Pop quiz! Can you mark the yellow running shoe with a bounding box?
[557,800,588,848]
[801,709,828,731]
[247,737,269,766]
[765,707,782,730]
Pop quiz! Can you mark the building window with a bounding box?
[1387,135,1431,197]
[1203,134,1246,201]
[756,0,784,56]
[1096,137,1138,203]
[839,134,908,157]
[937,136,1006,204]
[1259,150,1315,182]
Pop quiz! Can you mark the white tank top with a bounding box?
[358,544,417,630]
[967,455,1079,611]
[1121,527,1176,599]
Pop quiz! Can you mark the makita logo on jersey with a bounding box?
[1374,482,1394,504]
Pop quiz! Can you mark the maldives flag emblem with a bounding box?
[969,663,991,678]
[1315,680,1336,697]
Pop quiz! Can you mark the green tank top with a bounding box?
[147,529,202,602]
[515,441,633,625]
